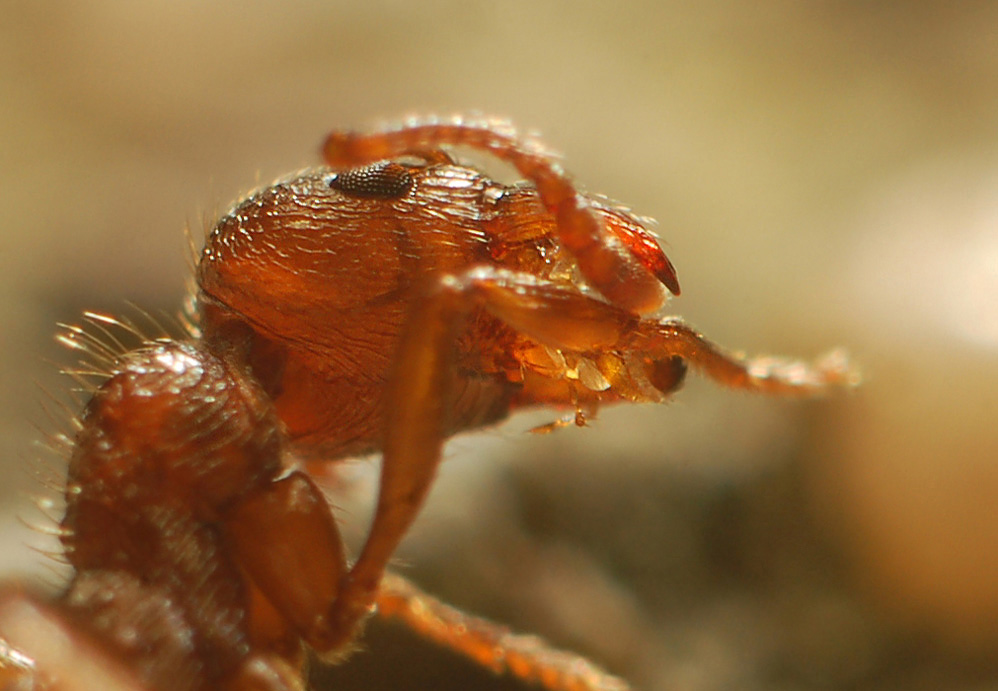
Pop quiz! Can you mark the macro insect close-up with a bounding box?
[0,116,854,691]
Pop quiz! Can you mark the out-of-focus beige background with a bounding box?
[2,2,997,689]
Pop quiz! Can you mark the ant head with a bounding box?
[196,168,412,342]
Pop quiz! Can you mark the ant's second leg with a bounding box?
[321,267,659,660]
[322,265,854,660]
[376,572,631,691]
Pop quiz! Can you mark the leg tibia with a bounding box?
[327,266,644,648]
[376,573,631,691]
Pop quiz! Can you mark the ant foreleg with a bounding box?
[322,117,678,314]
[223,471,347,651]
[624,319,856,395]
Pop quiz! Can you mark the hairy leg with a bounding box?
[376,572,630,691]
[324,265,854,650]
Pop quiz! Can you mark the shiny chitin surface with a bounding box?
[0,117,854,691]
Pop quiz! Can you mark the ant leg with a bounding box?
[323,117,677,313]
[376,571,630,691]
[322,272,474,649]
[626,319,857,395]
[323,266,635,649]
[324,267,854,651]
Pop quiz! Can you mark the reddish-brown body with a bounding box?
[201,164,512,458]
[0,118,853,691]
[197,162,678,460]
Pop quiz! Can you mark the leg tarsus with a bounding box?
[631,319,858,395]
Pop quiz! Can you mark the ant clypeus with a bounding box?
[0,116,853,691]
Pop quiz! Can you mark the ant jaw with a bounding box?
[591,201,681,299]
[620,231,681,298]
[652,253,681,297]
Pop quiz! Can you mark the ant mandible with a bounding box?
[0,116,853,691]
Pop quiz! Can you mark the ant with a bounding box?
[0,116,854,690]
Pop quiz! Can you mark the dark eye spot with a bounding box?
[328,161,414,199]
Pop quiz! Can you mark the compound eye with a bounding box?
[327,161,414,199]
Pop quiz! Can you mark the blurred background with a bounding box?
[2,2,997,689]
